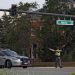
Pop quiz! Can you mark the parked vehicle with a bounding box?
[0,49,30,68]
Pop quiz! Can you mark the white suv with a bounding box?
[0,49,30,68]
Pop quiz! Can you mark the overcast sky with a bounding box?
[0,0,45,17]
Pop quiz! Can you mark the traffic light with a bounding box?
[10,4,17,16]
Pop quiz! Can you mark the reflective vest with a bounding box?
[55,49,62,56]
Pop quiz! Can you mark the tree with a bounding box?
[37,0,75,61]
[0,19,3,47]
[1,2,38,56]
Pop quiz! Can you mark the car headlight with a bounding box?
[11,57,20,60]
[16,59,21,62]
[12,58,21,62]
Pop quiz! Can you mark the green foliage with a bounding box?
[18,2,38,10]
[36,0,75,61]
[37,48,55,62]
[0,2,38,55]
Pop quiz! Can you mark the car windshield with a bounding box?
[1,49,18,56]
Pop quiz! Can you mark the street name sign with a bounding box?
[56,20,74,25]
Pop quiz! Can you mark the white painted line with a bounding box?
[35,67,55,68]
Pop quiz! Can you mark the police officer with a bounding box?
[49,47,63,68]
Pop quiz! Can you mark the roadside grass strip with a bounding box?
[71,73,75,75]
[0,69,9,75]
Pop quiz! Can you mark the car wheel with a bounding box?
[23,66,27,68]
[5,60,12,68]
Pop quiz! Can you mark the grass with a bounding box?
[0,70,10,75]
[71,73,75,75]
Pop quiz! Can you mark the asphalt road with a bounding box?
[0,67,75,75]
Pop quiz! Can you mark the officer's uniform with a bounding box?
[55,49,62,68]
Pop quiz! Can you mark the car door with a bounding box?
[0,52,5,65]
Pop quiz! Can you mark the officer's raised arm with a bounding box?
[49,48,55,52]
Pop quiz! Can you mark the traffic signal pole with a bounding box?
[17,10,75,18]
[0,4,75,18]
[0,9,9,12]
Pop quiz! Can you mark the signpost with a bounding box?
[56,20,74,25]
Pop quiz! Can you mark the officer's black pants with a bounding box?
[55,56,62,68]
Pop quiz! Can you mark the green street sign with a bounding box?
[56,20,74,25]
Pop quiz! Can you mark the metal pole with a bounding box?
[17,10,75,18]
[0,9,10,12]
[0,8,75,18]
